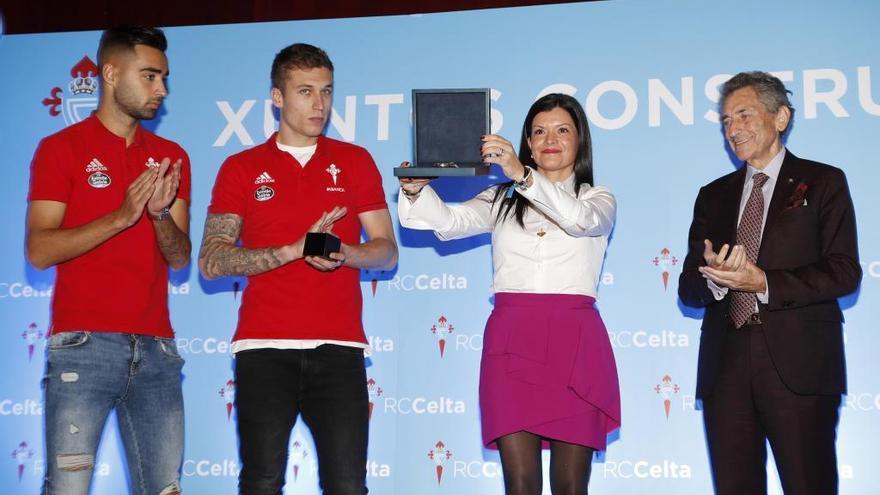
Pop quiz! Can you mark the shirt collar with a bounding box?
[559,171,577,193]
[268,132,325,158]
[85,113,146,148]
[745,147,785,184]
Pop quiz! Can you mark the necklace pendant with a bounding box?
[536,229,546,237]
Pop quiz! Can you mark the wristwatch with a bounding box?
[150,207,171,221]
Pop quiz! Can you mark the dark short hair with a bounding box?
[97,25,167,69]
[720,71,795,134]
[495,93,595,227]
[271,43,334,91]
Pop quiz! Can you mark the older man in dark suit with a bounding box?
[679,71,861,495]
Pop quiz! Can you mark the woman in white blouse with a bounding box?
[398,93,620,495]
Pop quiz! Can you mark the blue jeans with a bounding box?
[42,331,185,495]
[234,345,369,495]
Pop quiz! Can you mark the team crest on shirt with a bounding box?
[326,164,345,192]
[145,157,160,168]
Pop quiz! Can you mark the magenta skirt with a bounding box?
[480,292,621,450]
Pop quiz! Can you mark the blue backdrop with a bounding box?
[1,1,878,493]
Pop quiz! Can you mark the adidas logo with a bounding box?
[85,158,107,172]
[255,171,275,184]
[145,157,160,168]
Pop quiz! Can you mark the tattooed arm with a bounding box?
[198,207,347,280]
[152,198,191,270]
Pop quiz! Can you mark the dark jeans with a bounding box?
[234,345,369,495]
[703,324,840,495]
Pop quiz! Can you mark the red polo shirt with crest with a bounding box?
[207,134,387,344]
[28,115,191,337]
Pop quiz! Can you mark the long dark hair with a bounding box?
[492,93,594,227]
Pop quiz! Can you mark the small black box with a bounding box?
[394,88,491,178]
[303,232,341,258]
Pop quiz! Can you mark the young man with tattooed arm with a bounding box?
[199,43,397,495]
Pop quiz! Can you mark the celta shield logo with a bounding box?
[431,315,454,358]
[654,374,680,420]
[289,431,310,483]
[42,56,99,126]
[366,377,383,420]
[363,270,381,298]
[12,441,34,482]
[427,440,452,485]
[219,379,235,421]
[21,322,44,362]
[652,247,679,290]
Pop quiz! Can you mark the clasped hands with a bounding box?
[117,157,182,228]
[699,239,767,293]
[299,206,348,272]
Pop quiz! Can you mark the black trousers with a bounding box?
[703,324,841,495]
[234,345,369,495]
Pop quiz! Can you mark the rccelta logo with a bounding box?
[384,396,466,415]
[367,336,394,353]
[607,329,690,348]
[0,400,43,416]
[427,440,452,485]
[430,316,455,358]
[652,247,679,290]
[388,273,468,291]
[42,56,99,125]
[22,322,44,362]
[219,379,235,421]
[654,374,680,419]
[176,337,232,355]
[367,378,383,420]
[0,282,53,298]
[11,441,34,482]
[603,459,692,479]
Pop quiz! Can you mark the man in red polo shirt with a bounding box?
[200,43,397,495]
[26,26,190,495]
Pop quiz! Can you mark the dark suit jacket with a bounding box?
[679,150,861,399]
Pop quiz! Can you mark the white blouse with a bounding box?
[398,172,616,297]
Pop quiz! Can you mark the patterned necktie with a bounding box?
[729,172,769,328]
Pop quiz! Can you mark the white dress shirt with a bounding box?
[398,171,616,297]
[707,148,785,303]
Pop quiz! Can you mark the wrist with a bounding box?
[149,207,171,222]
[111,209,135,230]
[401,187,422,198]
[278,243,299,264]
[515,166,533,190]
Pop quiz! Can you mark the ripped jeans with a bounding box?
[42,331,185,495]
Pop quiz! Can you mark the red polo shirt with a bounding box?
[28,115,191,337]
[208,134,387,344]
